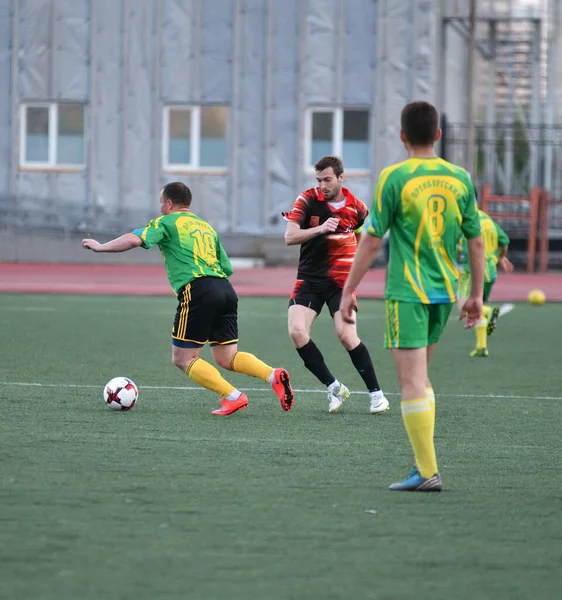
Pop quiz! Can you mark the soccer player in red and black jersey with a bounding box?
[283,156,388,414]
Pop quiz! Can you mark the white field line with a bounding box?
[0,306,383,320]
[0,381,560,401]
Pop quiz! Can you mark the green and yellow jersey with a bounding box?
[460,210,509,283]
[366,157,481,304]
[132,211,233,294]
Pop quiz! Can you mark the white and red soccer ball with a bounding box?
[103,377,138,411]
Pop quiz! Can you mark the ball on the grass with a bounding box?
[103,377,138,410]
[527,289,546,306]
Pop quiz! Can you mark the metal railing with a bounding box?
[442,122,562,228]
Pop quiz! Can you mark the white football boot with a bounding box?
[328,383,350,413]
[369,390,390,414]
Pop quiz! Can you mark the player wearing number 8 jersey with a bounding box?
[81,182,294,416]
[340,101,485,491]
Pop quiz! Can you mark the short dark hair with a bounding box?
[400,101,439,146]
[314,155,344,177]
[162,182,192,207]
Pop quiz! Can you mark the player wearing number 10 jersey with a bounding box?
[458,209,513,357]
[340,101,485,492]
[81,182,294,416]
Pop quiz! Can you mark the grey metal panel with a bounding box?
[233,0,267,233]
[306,0,339,105]
[18,0,51,99]
[89,0,122,214]
[159,173,230,233]
[51,172,87,203]
[200,0,234,103]
[386,0,413,118]
[343,0,377,105]
[344,176,372,206]
[121,0,157,212]
[0,0,12,192]
[193,176,230,232]
[161,0,195,102]
[413,0,435,99]
[374,0,436,174]
[52,0,89,100]
[267,0,300,230]
[16,171,50,198]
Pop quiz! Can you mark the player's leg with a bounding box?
[385,301,442,491]
[425,342,438,422]
[329,290,388,414]
[472,282,494,357]
[210,281,294,411]
[425,302,453,429]
[407,341,439,479]
[484,281,500,336]
[171,280,247,416]
[288,281,344,411]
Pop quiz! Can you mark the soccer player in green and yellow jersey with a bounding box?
[82,182,294,416]
[458,209,513,357]
[340,101,485,492]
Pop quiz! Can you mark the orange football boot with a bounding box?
[271,368,294,411]
[211,393,249,416]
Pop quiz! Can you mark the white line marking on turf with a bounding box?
[0,381,560,401]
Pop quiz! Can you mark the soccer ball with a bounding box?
[103,377,138,411]
[528,289,546,306]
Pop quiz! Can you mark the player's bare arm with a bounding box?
[498,245,514,272]
[82,233,143,253]
[460,235,485,328]
[340,234,383,323]
[284,218,339,246]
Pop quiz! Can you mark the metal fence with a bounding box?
[442,121,562,224]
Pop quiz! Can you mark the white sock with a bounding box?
[328,379,341,393]
[268,370,275,384]
[227,389,242,401]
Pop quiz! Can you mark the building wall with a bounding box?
[0,0,437,254]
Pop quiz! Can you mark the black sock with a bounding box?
[348,342,380,392]
[296,340,335,386]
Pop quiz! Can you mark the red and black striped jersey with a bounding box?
[283,187,369,287]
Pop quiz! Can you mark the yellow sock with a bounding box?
[475,321,487,349]
[186,358,236,398]
[401,398,438,479]
[482,305,492,320]
[232,351,272,383]
[425,386,435,425]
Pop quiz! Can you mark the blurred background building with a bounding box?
[0,0,560,264]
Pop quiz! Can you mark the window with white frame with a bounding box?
[20,103,85,168]
[306,108,370,171]
[163,106,228,170]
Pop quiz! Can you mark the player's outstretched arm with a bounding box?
[82,233,143,253]
[340,234,382,323]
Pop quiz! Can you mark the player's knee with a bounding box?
[172,355,187,370]
[288,326,309,347]
[172,348,198,372]
[335,327,359,350]
[214,354,231,370]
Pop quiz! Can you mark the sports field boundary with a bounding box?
[1,380,561,401]
[0,262,561,301]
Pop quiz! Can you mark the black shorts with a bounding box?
[288,279,357,318]
[172,277,239,348]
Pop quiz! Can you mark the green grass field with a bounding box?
[1,293,561,600]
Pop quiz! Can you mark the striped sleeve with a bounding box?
[132,217,167,249]
[282,190,313,226]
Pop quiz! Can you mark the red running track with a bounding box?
[0,263,560,302]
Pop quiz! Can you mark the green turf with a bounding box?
[0,293,560,600]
